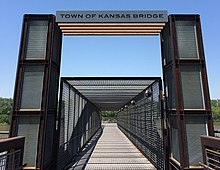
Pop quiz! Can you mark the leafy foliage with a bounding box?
[101,111,117,123]
[0,98,220,124]
[212,99,220,121]
[0,97,13,124]
[101,111,117,117]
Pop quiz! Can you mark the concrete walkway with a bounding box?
[85,123,156,170]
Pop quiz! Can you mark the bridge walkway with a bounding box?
[84,123,156,170]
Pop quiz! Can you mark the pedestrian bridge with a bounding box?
[1,13,218,169]
[1,77,220,170]
[57,77,164,170]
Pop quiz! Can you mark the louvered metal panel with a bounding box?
[25,21,48,59]
[65,78,157,111]
[180,65,205,109]
[185,116,208,166]
[176,20,199,59]
[20,66,44,109]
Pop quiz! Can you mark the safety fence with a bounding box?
[57,78,101,170]
[117,79,164,170]
[200,135,220,169]
[0,136,25,170]
[0,131,9,140]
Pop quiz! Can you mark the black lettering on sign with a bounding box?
[121,14,126,18]
[126,14,131,18]
[60,14,84,19]
[65,14,70,18]
[147,14,152,18]
[133,14,138,18]
[115,14,120,18]
[159,14,164,18]
[71,14,83,18]
[85,14,92,18]
[104,14,109,18]
[109,14,115,18]
[153,14,158,18]
[56,11,168,22]
[132,13,163,19]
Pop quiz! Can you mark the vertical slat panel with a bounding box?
[57,80,101,170]
[117,80,164,170]
[25,21,48,59]
[20,65,44,109]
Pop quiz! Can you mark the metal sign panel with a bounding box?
[56,10,168,23]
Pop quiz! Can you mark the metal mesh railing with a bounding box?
[0,150,22,170]
[66,78,156,111]
[201,135,220,169]
[57,78,101,170]
[0,136,25,170]
[117,80,164,170]
[205,149,220,168]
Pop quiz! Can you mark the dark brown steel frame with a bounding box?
[200,135,220,167]
[10,14,62,169]
[161,15,214,169]
[10,13,214,170]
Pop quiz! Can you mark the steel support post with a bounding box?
[10,14,62,169]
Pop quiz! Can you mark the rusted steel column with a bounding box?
[161,15,214,169]
[10,14,62,169]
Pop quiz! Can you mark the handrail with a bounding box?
[214,129,220,133]
[0,131,9,135]
[201,135,220,169]
[0,136,25,169]
[0,136,25,152]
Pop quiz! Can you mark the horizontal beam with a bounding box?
[62,29,161,33]
[63,32,160,36]
[60,26,164,30]
[76,88,147,90]
[58,22,166,27]
[86,93,137,96]
[0,136,25,152]
[71,84,150,86]
[58,23,165,36]
[63,76,160,80]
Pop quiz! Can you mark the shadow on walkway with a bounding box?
[65,128,103,170]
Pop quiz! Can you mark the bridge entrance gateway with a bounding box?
[9,10,214,169]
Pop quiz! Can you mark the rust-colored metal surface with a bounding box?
[161,15,214,169]
[201,135,220,169]
[58,23,166,35]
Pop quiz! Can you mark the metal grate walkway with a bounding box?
[85,123,156,170]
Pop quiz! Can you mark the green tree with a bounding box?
[101,111,117,117]
[212,99,220,122]
[101,111,117,123]
[0,97,13,124]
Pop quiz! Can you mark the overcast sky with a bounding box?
[0,0,219,99]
